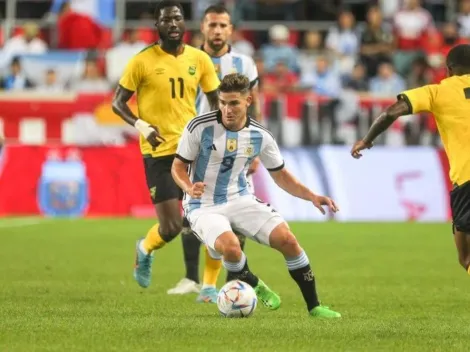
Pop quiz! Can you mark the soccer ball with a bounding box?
[217,280,257,318]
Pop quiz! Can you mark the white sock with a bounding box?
[139,240,149,255]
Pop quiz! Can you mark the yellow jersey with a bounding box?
[119,44,220,157]
[399,75,470,185]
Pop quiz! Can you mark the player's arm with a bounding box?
[172,126,204,198]
[260,135,338,214]
[200,52,220,110]
[351,85,435,158]
[112,58,165,149]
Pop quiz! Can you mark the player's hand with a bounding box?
[134,119,165,151]
[247,157,260,176]
[188,182,205,199]
[311,194,339,215]
[146,126,166,151]
[351,140,373,159]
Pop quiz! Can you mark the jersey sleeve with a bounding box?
[119,56,144,92]
[398,85,438,113]
[199,51,220,93]
[260,133,284,171]
[245,56,259,88]
[176,125,200,163]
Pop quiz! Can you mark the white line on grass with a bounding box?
[0,217,52,228]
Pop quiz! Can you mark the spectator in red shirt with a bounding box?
[263,60,298,94]
[392,0,434,76]
[57,1,102,50]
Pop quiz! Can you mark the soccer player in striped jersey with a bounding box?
[172,73,341,318]
[168,4,263,302]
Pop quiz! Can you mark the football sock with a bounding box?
[181,227,201,283]
[467,263,470,275]
[286,250,320,311]
[223,252,259,288]
[142,223,167,254]
[202,247,222,288]
[226,232,247,282]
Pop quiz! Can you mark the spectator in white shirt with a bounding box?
[73,60,110,93]
[36,69,66,93]
[3,22,47,60]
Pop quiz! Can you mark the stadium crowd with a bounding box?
[0,0,466,145]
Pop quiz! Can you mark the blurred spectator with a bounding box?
[263,61,298,94]
[406,56,433,88]
[301,56,342,99]
[73,60,110,93]
[58,1,102,50]
[231,26,255,57]
[392,0,434,76]
[1,57,34,91]
[377,0,401,20]
[440,22,468,57]
[50,0,115,26]
[115,29,146,51]
[261,25,299,73]
[190,32,204,48]
[344,63,369,92]
[3,22,47,58]
[360,6,394,78]
[298,30,332,77]
[35,69,65,92]
[325,10,359,76]
[457,0,470,39]
[370,61,406,96]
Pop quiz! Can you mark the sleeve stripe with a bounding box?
[249,77,259,89]
[397,93,413,114]
[267,162,285,172]
[175,154,193,164]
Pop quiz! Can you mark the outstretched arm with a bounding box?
[269,168,338,214]
[351,99,410,158]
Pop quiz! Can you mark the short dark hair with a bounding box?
[154,1,184,21]
[219,73,250,94]
[446,44,470,72]
[203,4,229,18]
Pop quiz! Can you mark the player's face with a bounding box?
[156,6,185,47]
[219,91,252,130]
[201,12,232,52]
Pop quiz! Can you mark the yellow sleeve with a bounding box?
[199,51,220,93]
[398,85,438,113]
[119,56,144,92]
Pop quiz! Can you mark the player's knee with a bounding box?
[271,231,301,257]
[159,219,182,241]
[220,236,242,262]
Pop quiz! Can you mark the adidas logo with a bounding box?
[208,144,217,151]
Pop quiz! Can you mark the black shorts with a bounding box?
[450,181,470,233]
[143,155,183,204]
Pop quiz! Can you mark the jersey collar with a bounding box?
[216,110,251,131]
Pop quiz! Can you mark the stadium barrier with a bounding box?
[0,92,439,147]
[0,144,451,222]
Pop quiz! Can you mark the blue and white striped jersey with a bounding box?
[176,110,284,212]
[196,46,258,115]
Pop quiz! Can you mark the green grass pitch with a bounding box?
[1,218,470,351]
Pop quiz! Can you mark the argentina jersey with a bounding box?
[176,111,284,213]
[196,46,259,115]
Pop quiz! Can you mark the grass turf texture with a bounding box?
[1,219,469,351]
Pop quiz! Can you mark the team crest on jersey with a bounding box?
[226,139,237,152]
[188,65,196,75]
[150,186,156,200]
[244,145,254,157]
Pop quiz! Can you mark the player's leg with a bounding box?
[264,221,340,318]
[450,182,470,274]
[192,211,278,309]
[134,156,184,288]
[167,217,202,295]
[225,232,246,282]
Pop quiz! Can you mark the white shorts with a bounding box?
[246,173,255,194]
[186,195,285,259]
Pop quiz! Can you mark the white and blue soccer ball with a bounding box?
[217,280,257,318]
